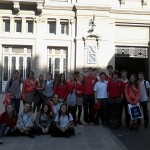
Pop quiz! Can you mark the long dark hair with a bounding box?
[5,104,16,118]
[58,103,69,118]
[127,74,139,89]
[55,73,66,88]
[40,104,50,115]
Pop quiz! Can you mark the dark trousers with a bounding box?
[11,97,21,114]
[33,91,45,112]
[121,96,130,126]
[95,98,108,125]
[68,105,77,124]
[138,101,149,126]
[34,125,50,134]
[0,123,8,138]
[108,97,122,128]
[51,126,75,137]
[77,105,82,121]
[83,94,95,123]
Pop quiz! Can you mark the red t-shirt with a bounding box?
[107,80,123,97]
[84,76,98,95]
[67,81,75,93]
[0,112,17,128]
[105,75,112,81]
[76,82,84,97]
[54,84,68,101]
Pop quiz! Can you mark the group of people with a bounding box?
[0,65,150,144]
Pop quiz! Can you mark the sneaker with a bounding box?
[0,138,3,144]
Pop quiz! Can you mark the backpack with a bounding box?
[144,80,149,97]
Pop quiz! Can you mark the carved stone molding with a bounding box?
[37,2,43,14]
[82,34,101,48]
[13,1,20,14]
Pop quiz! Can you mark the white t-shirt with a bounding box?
[140,80,149,102]
[55,113,73,128]
[52,103,62,118]
[94,80,108,99]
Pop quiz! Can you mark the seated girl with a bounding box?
[15,103,35,138]
[50,94,62,119]
[34,104,52,135]
[0,104,17,144]
[51,103,75,137]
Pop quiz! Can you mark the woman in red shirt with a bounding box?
[125,74,140,130]
[0,104,17,144]
[76,74,84,125]
[22,71,37,104]
[54,73,68,102]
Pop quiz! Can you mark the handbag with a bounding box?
[3,93,12,107]
[128,103,143,120]
[66,82,77,106]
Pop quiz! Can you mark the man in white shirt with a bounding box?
[94,72,108,126]
[138,71,150,128]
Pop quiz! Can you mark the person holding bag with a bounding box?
[66,73,77,126]
[5,70,22,114]
[125,74,141,130]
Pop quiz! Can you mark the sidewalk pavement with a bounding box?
[0,94,127,150]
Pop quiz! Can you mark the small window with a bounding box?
[27,20,33,33]
[3,18,10,32]
[15,19,22,32]
[60,20,68,35]
[48,19,56,34]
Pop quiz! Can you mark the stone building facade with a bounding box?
[0,0,150,91]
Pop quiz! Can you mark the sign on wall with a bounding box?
[87,45,96,64]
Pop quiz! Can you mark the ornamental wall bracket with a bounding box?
[88,14,96,33]
[37,2,43,15]
[13,1,20,15]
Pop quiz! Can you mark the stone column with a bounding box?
[22,17,26,33]
[10,17,14,33]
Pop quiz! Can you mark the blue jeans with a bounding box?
[0,123,8,137]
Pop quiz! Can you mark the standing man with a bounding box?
[5,70,22,114]
[106,65,113,81]
[138,71,150,128]
[120,70,130,127]
[107,70,123,129]
[83,67,98,125]
[94,72,108,126]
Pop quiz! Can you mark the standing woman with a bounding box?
[125,74,141,130]
[33,74,45,112]
[76,74,84,125]
[67,73,77,126]
[43,72,54,103]
[54,73,68,102]
[22,71,37,104]
[0,104,17,144]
